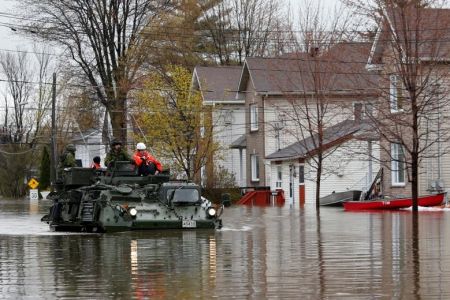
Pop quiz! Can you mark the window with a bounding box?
[275,129,281,151]
[353,103,363,120]
[364,103,374,118]
[276,166,282,188]
[250,104,258,131]
[390,75,404,112]
[354,102,374,119]
[299,165,305,184]
[167,188,200,205]
[224,111,233,125]
[391,143,406,186]
[251,154,259,181]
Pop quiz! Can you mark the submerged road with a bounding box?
[1,198,450,299]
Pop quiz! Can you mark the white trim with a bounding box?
[391,143,406,186]
[250,104,259,131]
[203,100,245,105]
[276,165,282,188]
[365,64,383,71]
[251,154,260,182]
[389,75,404,113]
[367,24,382,66]
[192,68,206,103]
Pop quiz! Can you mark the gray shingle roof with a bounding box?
[266,119,375,160]
[370,8,450,64]
[240,42,379,95]
[194,66,242,102]
[230,134,246,149]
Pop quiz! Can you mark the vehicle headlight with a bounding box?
[129,207,137,217]
[207,207,216,217]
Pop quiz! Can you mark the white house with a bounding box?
[192,66,246,187]
[72,129,107,168]
[235,42,380,205]
[266,119,380,205]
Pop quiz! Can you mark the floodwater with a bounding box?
[1,199,450,299]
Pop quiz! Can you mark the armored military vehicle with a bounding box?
[42,162,223,232]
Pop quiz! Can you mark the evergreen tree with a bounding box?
[39,146,51,190]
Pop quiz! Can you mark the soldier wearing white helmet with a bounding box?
[132,142,163,176]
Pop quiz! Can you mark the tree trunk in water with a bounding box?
[411,153,419,212]
[316,159,322,209]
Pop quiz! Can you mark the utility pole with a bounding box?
[50,72,57,191]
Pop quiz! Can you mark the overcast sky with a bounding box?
[0,0,345,52]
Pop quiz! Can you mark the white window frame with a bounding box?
[251,154,260,182]
[390,75,404,113]
[391,143,406,186]
[276,165,282,188]
[250,104,258,131]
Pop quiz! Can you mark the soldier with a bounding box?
[57,144,77,178]
[104,139,130,167]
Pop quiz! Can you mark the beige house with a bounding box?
[192,66,246,187]
[366,7,450,198]
[236,42,380,203]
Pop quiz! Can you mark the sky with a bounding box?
[0,0,345,52]
[0,0,35,51]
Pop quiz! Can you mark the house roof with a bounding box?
[266,119,376,160]
[229,134,246,149]
[193,65,243,102]
[239,42,379,95]
[369,8,450,64]
[71,128,101,142]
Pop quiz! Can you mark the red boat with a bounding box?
[343,193,445,211]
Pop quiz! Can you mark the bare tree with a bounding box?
[31,46,56,146]
[201,0,290,65]
[0,47,57,197]
[274,1,375,208]
[347,0,450,211]
[0,51,32,144]
[19,0,170,144]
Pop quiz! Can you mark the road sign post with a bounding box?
[29,189,39,201]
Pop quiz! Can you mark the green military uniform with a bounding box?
[104,149,130,167]
[105,139,131,167]
[57,144,77,178]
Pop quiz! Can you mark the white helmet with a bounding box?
[136,142,146,150]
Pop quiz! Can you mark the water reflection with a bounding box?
[1,199,450,299]
[412,213,420,300]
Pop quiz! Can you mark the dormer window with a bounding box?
[250,104,258,131]
[353,103,374,120]
[390,75,404,113]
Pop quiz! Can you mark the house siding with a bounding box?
[305,140,381,202]
[378,63,450,198]
[245,81,266,186]
[74,132,107,168]
[269,139,380,204]
[213,105,247,186]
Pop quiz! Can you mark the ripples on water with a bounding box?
[1,199,450,299]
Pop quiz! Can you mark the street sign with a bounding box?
[29,189,39,201]
[28,178,39,189]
